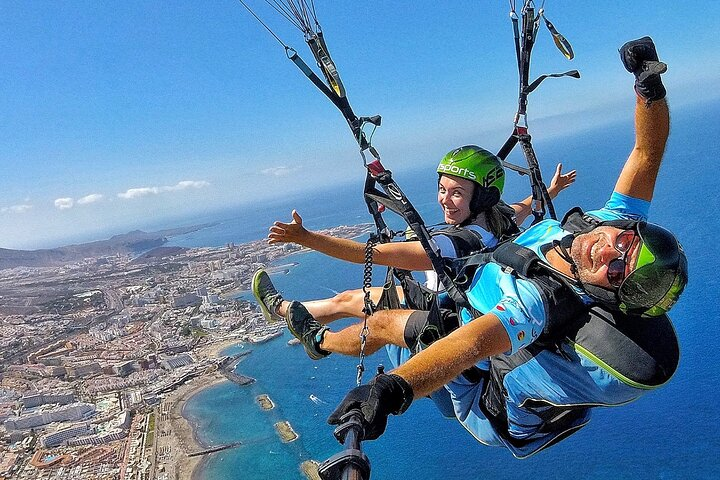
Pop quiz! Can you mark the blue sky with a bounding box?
[1,1,718,250]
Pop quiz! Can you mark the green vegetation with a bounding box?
[145,412,156,449]
[190,327,208,338]
[42,291,105,313]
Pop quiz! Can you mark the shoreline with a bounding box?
[161,371,227,480]
[159,338,244,480]
[201,337,245,359]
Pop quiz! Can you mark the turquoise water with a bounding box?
[179,101,719,479]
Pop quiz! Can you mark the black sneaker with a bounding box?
[251,269,284,323]
[285,301,330,360]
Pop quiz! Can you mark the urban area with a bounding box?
[0,223,370,480]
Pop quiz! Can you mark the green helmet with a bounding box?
[618,222,688,317]
[437,145,505,212]
[437,145,505,192]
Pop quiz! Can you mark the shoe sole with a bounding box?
[251,270,279,323]
[285,302,327,360]
[284,301,302,339]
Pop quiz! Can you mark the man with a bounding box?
[320,37,687,457]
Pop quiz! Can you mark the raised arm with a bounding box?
[268,210,433,271]
[614,37,669,201]
[613,97,669,201]
[511,163,577,225]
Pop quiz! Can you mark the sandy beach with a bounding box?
[153,372,225,480]
[155,338,243,480]
[198,337,245,360]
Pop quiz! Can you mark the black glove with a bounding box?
[619,36,667,102]
[328,373,413,441]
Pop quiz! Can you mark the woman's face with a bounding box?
[438,174,475,225]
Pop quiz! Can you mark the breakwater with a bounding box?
[187,441,242,457]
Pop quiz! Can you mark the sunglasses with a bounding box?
[606,229,638,288]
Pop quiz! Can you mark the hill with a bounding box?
[0,223,214,270]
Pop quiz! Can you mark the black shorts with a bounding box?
[404,306,460,351]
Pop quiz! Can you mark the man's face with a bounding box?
[570,226,642,288]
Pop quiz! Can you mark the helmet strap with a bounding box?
[552,237,578,277]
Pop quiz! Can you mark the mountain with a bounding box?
[0,224,215,270]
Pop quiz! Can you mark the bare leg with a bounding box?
[276,286,405,324]
[318,309,413,356]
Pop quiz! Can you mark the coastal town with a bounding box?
[0,223,372,480]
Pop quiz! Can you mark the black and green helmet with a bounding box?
[437,145,505,211]
[617,222,688,317]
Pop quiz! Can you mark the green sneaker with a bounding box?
[285,301,330,360]
[251,269,284,323]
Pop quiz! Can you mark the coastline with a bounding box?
[156,225,368,480]
[161,372,227,480]
[199,337,245,360]
[159,338,244,480]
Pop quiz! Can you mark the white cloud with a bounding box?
[77,193,104,205]
[1,204,33,214]
[173,180,210,190]
[118,180,210,200]
[54,198,74,210]
[117,187,156,199]
[260,166,298,177]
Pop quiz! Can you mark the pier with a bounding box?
[219,350,256,385]
[187,441,242,457]
[223,370,256,385]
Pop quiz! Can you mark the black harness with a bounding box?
[377,222,508,311]
[451,207,640,329]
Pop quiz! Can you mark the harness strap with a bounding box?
[560,206,638,234]
[364,168,476,312]
[449,241,537,288]
[448,223,588,343]
[433,226,487,257]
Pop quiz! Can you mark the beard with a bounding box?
[570,231,603,285]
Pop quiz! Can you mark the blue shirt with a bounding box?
[461,192,650,354]
[446,192,654,456]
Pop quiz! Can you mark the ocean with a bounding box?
[175,99,719,479]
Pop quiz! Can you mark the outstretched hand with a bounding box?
[547,163,577,199]
[268,210,309,245]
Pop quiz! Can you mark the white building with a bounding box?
[200,317,218,330]
[20,392,75,409]
[4,402,96,431]
[40,423,94,448]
